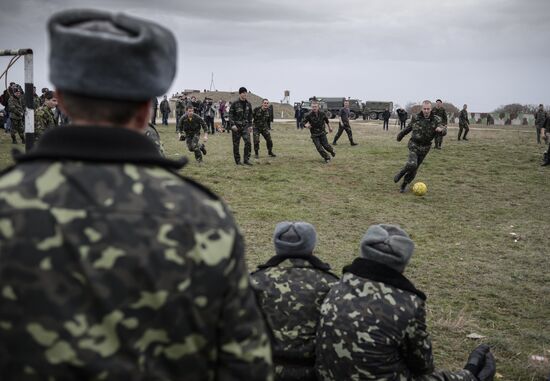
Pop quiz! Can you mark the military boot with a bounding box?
[200,144,207,155]
[11,136,17,144]
[268,151,276,157]
[351,141,358,146]
[399,181,408,193]
[542,152,550,166]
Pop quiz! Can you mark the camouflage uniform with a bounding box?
[535,109,548,144]
[34,105,57,140]
[333,107,356,145]
[253,106,275,156]
[175,99,185,128]
[144,123,165,157]
[316,258,476,381]
[432,106,448,149]
[250,255,339,381]
[458,109,469,140]
[0,126,273,380]
[8,95,25,143]
[33,94,41,110]
[302,110,335,162]
[177,114,208,162]
[395,111,444,188]
[229,99,253,164]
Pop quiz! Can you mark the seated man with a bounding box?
[316,224,496,381]
[251,222,339,381]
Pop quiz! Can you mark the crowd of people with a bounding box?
[0,9,546,380]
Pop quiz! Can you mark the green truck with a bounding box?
[362,101,393,120]
[310,97,363,119]
[298,100,332,119]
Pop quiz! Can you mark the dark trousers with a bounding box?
[151,108,157,125]
[458,123,469,139]
[176,113,182,131]
[536,126,542,144]
[333,122,354,144]
[253,128,273,154]
[312,134,334,160]
[232,128,251,163]
[296,119,302,129]
[399,120,406,130]
[162,111,169,125]
[383,119,389,130]
[186,135,203,161]
[434,131,446,148]
[205,116,215,134]
[401,149,429,184]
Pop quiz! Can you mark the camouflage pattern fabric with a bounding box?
[9,118,25,142]
[34,105,57,140]
[186,135,206,162]
[144,123,165,157]
[333,108,354,145]
[396,112,442,184]
[316,262,476,381]
[229,99,253,163]
[301,111,329,138]
[177,113,207,137]
[253,107,274,155]
[458,110,470,140]
[8,95,24,120]
[535,109,547,143]
[0,126,273,380]
[432,107,447,148]
[250,257,338,381]
[312,135,334,161]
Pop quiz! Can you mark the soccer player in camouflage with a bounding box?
[250,222,339,381]
[177,104,208,163]
[229,87,254,165]
[8,88,25,144]
[534,104,547,144]
[332,99,358,146]
[0,9,273,380]
[458,104,470,141]
[316,224,496,381]
[253,99,277,158]
[34,90,58,141]
[432,99,448,149]
[302,101,335,163]
[394,100,445,193]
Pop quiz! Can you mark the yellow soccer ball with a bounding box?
[412,182,428,196]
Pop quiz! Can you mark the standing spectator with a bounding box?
[175,95,185,129]
[534,104,547,144]
[382,108,391,131]
[295,104,303,129]
[397,108,408,130]
[159,95,171,125]
[151,96,158,125]
[203,98,216,134]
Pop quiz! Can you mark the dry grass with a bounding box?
[0,120,548,379]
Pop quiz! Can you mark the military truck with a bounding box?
[310,97,363,119]
[362,101,393,120]
[299,100,331,119]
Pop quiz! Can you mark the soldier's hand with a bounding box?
[203,134,208,142]
[304,123,311,129]
[328,127,333,133]
[231,125,238,132]
[435,127,443,133]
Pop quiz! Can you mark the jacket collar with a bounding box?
[343,258,426,301]
[13,125,187,169]
[255,254,335,274]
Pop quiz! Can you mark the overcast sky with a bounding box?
[1,0,549,111]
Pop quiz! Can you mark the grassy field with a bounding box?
[1,121,549,379]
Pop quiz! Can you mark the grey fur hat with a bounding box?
[273,221,317,256]
[48,9,177,101]
[360,224,415,273]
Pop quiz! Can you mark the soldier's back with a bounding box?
[251,257,338,380]
[0,128,259,379]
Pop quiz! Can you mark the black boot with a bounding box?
[243,161,253,166]
[332,140,337,145]
[11,136,17,144]
[350,140,358,146]
[200,144,207,155]
[542,152,550,166]
[268,151,276,157]
[399,181,408,193]
[254,151,259,159]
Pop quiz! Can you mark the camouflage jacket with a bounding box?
[302,111,330,137]
[33,94,40,110]
[144,123,165,157]
[535,109,547,128]
[340,108,351,126]
[0,126,273,381]
[175,99,185,115]
[398,111,444,149]
[316,259,476,381]
[250,255,339,381]
[8,95,24,120]
[253,107,272,131]
[229,99,253,129]
[34,105,57,139]
[459,109,469,126]
[177,114,207,137]
[432,107,448,126]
